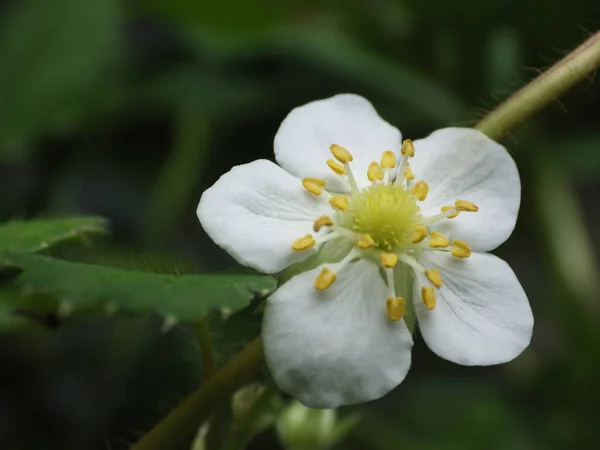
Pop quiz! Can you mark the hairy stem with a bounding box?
[131,338,264,450]
[476,31,600,140]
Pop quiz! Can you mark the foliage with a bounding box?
[0,251,275,324]
[0,217,108,253]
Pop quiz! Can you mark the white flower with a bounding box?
[197,94,533,408]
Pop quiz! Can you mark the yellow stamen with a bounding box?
[401,139,415,158]
[386,297,406,321]
[429,231,449,248]
[425,268,443,288]
[329,195,349,211]
[367,162,384,182]
[405,163,415,181]
[441,205,460,219]
[307,177,325,187]
[313,216,333,232]
[421,286,436,310]
[451,240,472,258]
[380,252,398,268]
[315,268,337,291]
[302,178,325,196]
[329,144,353,164]
[292,234,316,251]
[411,225,428,244]
[381,150,396,169]
[411,180,429,201]
[357,234,375,249]
[326,159,346,175]
[455,199,479,212]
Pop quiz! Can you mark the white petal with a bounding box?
[410,128,520,252]
[274,94,402,192]
[415,251,533,366]
[263,259,413,408]
[197,159,331,274]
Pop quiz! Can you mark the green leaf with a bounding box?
[0,253,276,324]
[0,217,108,253]
[0,0,120,157]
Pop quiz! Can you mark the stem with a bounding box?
[196,319,216,380]
[131,338,264,450]
[476,31,600,141]
[196,319,221,450]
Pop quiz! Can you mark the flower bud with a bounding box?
[276,401,360,450]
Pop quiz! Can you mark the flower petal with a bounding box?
[415,251,533,366]
[263,259,413,408]
[410,128,520,252]
[197,159,331,274]
[274,94,402,192]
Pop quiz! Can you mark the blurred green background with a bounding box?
[1,0,599,449]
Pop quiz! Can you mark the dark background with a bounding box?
[0,0,599,449]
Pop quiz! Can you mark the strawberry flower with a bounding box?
[197,94,533,408]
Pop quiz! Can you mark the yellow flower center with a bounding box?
[291,140,480,321]
[349,183,421,250]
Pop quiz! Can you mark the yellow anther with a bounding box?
[292,234,316,251]
[410,180,429,201]
[400,139,415,158]
[313,216,333,232]
[381,150,396,169]
[357,234,375,249]
[421,286,436,310]
[329,195,349,211]
[306,177,325,187]
[302,178,325,196]
[380,252,398,268]
[411,225,428,244]
[425,268,443,288]
[455,199,479,212]
[326,159,346,175]
[367,161,384,182]
[329,144,353,164]
[405,163,415,181]
[451,240,472,258]
[315,268,337,291]
[429,231,449,248]
[386,297,406,321]
[441,205,460,219]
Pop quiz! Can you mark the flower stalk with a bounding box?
[131,338,264,450]
[476,31,600,141]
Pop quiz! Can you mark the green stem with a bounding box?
[131,338,264,450]
[476,31,600,141]
[196,319,216,380]
[196,319,221,450]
